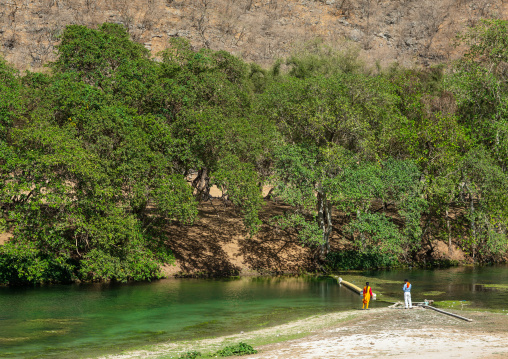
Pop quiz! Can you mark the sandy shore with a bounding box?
[98,307,508,359]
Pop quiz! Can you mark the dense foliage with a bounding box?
[215,342,258,356]
[1,20,508,283]
[0,24,267,284]
[177,342,257,358]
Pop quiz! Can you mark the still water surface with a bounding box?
[1,265,507,358]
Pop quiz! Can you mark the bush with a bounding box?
[215,342,257,357]
[0,242,76,284]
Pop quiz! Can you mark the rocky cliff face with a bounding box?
[1,0,507,71]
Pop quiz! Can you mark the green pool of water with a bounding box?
[1,265,507,358]
[0,276,365,358]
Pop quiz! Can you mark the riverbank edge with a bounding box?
[168,261,467,279]
[95,306,508,359]
[96,308,370,359]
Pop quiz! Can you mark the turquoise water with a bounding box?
[1,266,507,358]
[0,276,365,358]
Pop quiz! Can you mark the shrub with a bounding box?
[215,342,257,356]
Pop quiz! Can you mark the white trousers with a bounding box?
[404,292,412,308]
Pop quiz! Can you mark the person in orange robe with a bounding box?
[362,282,373,310]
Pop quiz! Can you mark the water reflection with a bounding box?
[362,264,508,308]
[0,266,507,358]
[0,276,361,358]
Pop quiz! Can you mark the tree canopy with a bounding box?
[2,20,508,283]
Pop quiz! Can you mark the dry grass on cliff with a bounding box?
[2,0,507,72]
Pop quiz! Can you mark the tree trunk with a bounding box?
[192,167,210,200]
[464,183,476,262]
[470,193,476,261]
[317,190,333,262]
[445,208,453,255]
[356,209,366,248]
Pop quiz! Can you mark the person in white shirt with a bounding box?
[403,279,412,309]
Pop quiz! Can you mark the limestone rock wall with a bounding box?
[1,0,507,71]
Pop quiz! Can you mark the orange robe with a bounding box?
[363,286,372,305]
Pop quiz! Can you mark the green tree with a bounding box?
[158,39,274,233]
[445,19,508,261]
[0,57,22,235]
[257,64,423,262]
[52,23,150,90]
[0,31,199,283]
[457,148,508,261]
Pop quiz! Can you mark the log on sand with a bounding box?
[337,277,362,294]
[422,305,473,322]
[332,276,377,299]
[391,301,473,321]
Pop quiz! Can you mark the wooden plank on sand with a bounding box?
[423,305,473,322]
[331,276,377,299]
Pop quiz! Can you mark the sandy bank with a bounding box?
[0,232,12,245]
[97,307,508,359]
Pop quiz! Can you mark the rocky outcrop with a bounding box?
[1,1,507,70]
